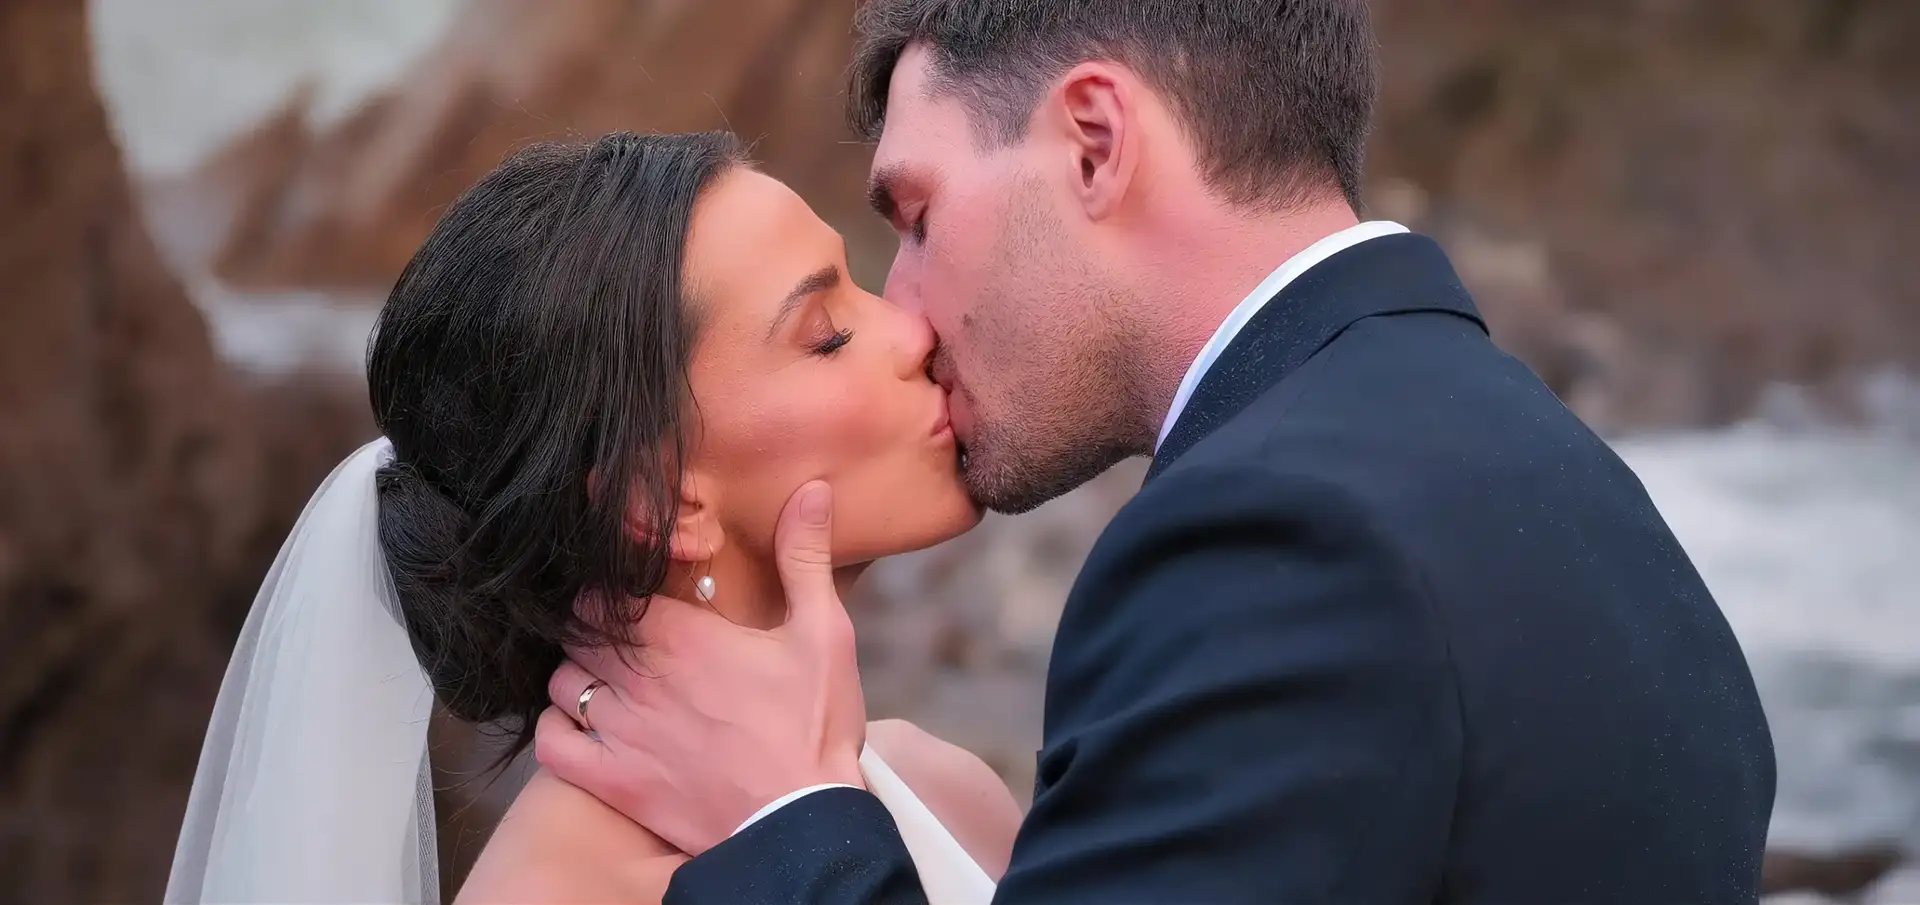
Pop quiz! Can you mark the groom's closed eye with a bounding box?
[867,164,925,243]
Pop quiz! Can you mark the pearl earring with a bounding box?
[693,535,717,603]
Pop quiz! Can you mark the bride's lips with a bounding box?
[930,392,953,439]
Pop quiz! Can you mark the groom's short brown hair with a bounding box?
[847,0,1378,212]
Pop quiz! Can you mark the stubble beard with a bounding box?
[960,398,1137,514]
[950,195,1153,514]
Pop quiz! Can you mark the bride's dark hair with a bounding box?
[367,131,745,756]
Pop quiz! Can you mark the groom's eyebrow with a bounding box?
[867,166,902,220]
[767,265,842,341]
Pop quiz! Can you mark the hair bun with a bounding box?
[374,459,469,585]
[374,460,549,725]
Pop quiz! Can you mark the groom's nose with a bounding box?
[882,251,923,315]
[881,299,937,381]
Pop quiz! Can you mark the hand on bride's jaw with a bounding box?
[544,480,870,853]
[522,478,1020,894]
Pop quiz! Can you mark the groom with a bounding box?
[541,1,1776,902]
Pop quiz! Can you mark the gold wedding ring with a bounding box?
[576,679,606,732]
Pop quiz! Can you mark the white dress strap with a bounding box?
[859,746,998,905]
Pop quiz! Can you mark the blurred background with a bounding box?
[1,0,1916,901]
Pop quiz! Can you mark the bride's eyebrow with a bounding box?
[765,265,842,341]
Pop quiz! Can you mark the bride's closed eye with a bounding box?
[768,263,855,357]
[809,325,854,357]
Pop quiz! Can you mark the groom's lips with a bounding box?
[926,350,970,445]
[943,386,974,448]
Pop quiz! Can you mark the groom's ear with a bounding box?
[1052,62,1139,222]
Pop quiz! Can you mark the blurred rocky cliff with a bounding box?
[4,0,1916,901]
[167,0,1920,431]
[1369,0,1920,432]
[154,0,893,291]
[0,0,372,900]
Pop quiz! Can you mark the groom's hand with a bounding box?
[535,481,868,855]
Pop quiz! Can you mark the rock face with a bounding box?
[0,1,370,900]
[1368,0,1920,428]
[181,0,1920,434]
[193,0,889,292]
[0,1,254,898]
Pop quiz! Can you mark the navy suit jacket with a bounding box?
[665,234,1776,904]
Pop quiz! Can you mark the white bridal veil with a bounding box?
[166,438,440,904]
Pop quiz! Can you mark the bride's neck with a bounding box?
[659,548,867,630]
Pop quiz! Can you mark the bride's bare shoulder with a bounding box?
[455,769,688,905]
[865,718,1024,879]
[454,723,1020,901]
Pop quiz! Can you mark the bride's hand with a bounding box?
[535,481,868,856]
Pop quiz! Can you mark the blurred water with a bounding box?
[1617,415,1920,854]
[89,0,1920,864]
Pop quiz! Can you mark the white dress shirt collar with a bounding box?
[1154,220,1410,451]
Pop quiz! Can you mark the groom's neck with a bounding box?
[1126,198,1363,435]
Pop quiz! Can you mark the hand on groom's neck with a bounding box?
[536,481,871,856]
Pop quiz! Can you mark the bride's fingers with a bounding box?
[535,703,588,744]
[535,704,664,834]
[564,638,642,686]
[534,705,604,775]
[547,659,615,729]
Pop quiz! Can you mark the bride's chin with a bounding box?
[848,496,982,564]
[921,496,986,547]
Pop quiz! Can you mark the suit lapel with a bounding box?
[1146,233,1487,482]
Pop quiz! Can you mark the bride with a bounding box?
[164,131,1022,904]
